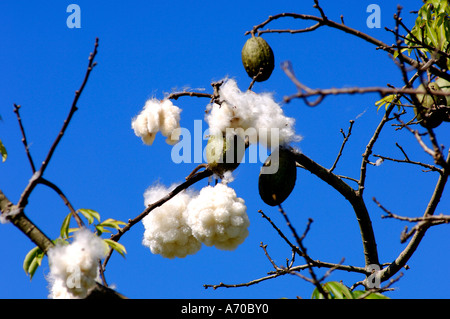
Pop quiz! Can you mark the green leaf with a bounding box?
[94,225,108,235]
[311,281,353,299]
[428,0,442,10]
[52,237,69,246]
[103,239,127,258]
[68,227,80,234]
[60,212,72,239]
[375,94,399,111]
[426,21,439,47]
[98,218,127,230]
[23,246,40,274]
[311,287,324,299]
[23,246,44,280]
[95,218,127,236]
[77,208,101,225]
[393,50,400,60]
[0,139,7,163]
[352,290,390,299]
[311,281,390,299]
[437,21,447,50]
[324,282,354,299]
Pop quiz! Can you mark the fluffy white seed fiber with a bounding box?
[186,183,249,250]
[47,228,108,299]
[205,78,301,149]
[141,182,250,257]
[131,98,181,145]
[142,184,201,259]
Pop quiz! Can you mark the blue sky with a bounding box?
[1,0,449,299]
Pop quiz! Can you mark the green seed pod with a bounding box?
[435,77,450,105]
[241,36,275,82]
[258,147,297,206]
[435,77,450,122]
[206,134,245,177]
[414,82,446,128]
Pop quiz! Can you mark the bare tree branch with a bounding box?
[373,154,443,174]
[1,38,100,255]
[283,85,450,104]
[13,104,36,173]
[17,38,99,210]
[38,178,84,228]
[0,188,54,254]
[379,150,450,282]
[291,148,380,267]
[374,197,450,243]
[103,168,213,269]
[166,91,213,101]
[394,114,447,168]
[359,72,420,197]
[329,120,354,173]
[245,6,450,82]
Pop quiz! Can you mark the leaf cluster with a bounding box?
[405,0,450,65]
[311,281,389,299]
[23,208,127,280]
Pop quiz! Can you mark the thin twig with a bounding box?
[259,242,280,270]
[374,197,450,224]
[283,85,450,104]
[335,175,359,184]
[354,273,403,298]
[359,72,420,197]
[395,142,410,161]
[258,209,301,256]
[393,114,446,167]
[277,205,328,297]
[248,68,264,91]
[245,11,450,82]
[17,38,99,210]
[38,178,84,228]
[379,150,450,282]
[166,91,213,101]
[373,154,443,174]
[203,273,282,290]
[13,104,36,173]
[313,0,327,21]
[317,257,345,283]
[103,169,213,269]
[40,38,99,176]
[329,120,354,173]
[185,163,208,180]
[259,210,367,275]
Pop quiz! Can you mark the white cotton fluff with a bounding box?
[47,228,108,299]
[186,183,249,251]
[141,182,250,258]
[142,184,202,259]
[205,78,301,149]
[131,98,181,145]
